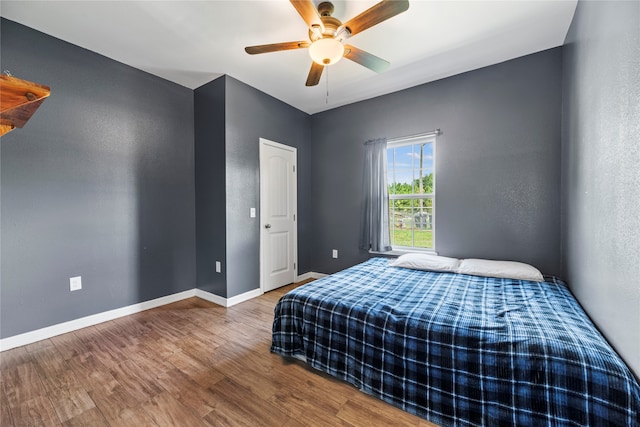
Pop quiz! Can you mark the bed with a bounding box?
[271,257,640,426]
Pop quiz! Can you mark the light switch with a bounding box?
[70,276,82,291]
[250,208,256,218]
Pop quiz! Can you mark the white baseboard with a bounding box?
[195,287,263,308]
[0,289,197,352]
[0,276,326,352]
[194,289,228,306]
[227,288,264,306]
[296,271,328,281]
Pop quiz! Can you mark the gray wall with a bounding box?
[561,1,640,376]
[0,19,196,338]
[194,77,227,297]
[224,76,312,298]
[310,49,562,276]
[194,76,312,299]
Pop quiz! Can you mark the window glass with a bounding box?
[387,136,435,251]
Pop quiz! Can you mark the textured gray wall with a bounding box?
[310,49,562,276]
[224,76,312,298]
[194,77,227,297]
[1,19,196,337]
[561,1,640,376]
[194,76,312,299]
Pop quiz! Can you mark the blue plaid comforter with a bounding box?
[271,258,640,426]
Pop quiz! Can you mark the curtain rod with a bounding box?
[387,129,441,143]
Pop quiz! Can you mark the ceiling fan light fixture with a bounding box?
[309,38,344,66]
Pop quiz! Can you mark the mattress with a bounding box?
[271,257,640,426]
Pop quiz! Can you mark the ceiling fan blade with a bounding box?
[245,41,310,55]
[342,0,409,37]
[290,0,324,32]
[305,62,324,86]
[343,45,390,73]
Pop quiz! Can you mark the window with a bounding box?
[387,134,436,252]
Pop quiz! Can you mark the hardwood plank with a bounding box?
[96,324,139,351]
[108,360,163,403]
[31,346,68,379]
[65,353,119,394]
[3,362,47,407]
[181,323,225,348]
[109,315,152,338]
[155,368,217,417]
[139,312,191,341]
[282,417,311,427]
[177,333,227,367]
[220,360,280,401]
[50,332,93,361]
[181,308,231,331]
[46,384,95,423]
[211,340,281,377]
[141,391,208,427]
[203,377,291,427]
[162,298,224,325]
[9,395,60,426]
[121,343,174,375]
[24,339,55,353]
[267,359,354,407]
[0,347,32,370]
[70,325,103,343]
[103,407,156,427]
[138,330,184,355]
[79,334,127,368]
[267,389,352,426]
[1,387,14,426]
[343,385,438,426]
[338,398,420,426]
[87,385,153,427]
[165,349,225,389]
[211,317,269,344]
[40,369,83,395]
[267,376,349,419]
[63,407,110,427]
[210,343,290,401]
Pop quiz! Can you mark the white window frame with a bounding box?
[386,132,437,254]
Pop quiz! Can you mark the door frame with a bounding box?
[259,138,298,293]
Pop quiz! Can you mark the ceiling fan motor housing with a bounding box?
[307,1,351,41]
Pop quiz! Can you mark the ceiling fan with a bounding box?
[245,0,410,86]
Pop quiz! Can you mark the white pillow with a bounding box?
[389,253,460,273]
[456,258,544,282]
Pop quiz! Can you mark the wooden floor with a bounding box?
[1,282,436,426]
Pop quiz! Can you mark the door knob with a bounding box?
[265,224,271,229]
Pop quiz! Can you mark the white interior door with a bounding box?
[260,138,297,292]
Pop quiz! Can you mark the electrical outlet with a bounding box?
[332,249,338,259]
[70,276,82,291]
[215,261,221,273]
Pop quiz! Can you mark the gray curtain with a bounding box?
[359,138,392,252]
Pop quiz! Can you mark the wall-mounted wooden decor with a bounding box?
[0,75,51,137]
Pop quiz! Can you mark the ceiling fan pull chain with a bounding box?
[326,66,329,104]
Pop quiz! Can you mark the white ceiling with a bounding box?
[0,1,577,115]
